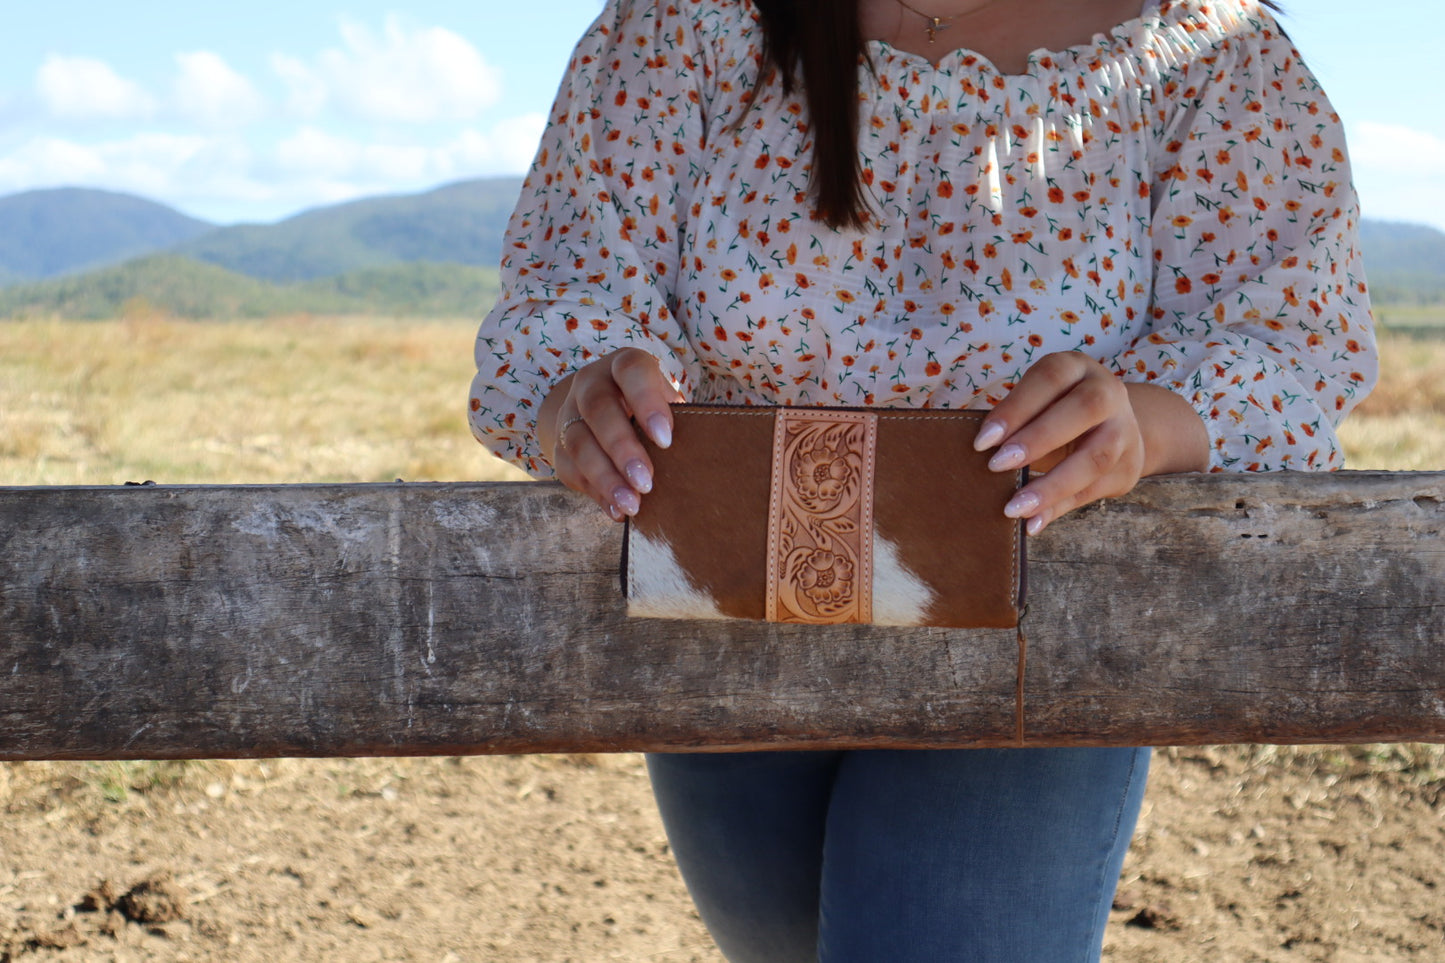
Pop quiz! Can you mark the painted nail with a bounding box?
[973,421,1005,451]
[1026,515,1047,536]
[606,503,624,523]
[612,486,641,517]
[1004,490,1041,519]
[648,414,673,449]
[989,443,1027,472]
[625,459,653,494]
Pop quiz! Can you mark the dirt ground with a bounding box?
[2,746,1443,962]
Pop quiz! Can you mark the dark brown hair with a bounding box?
[752,0,869,231]
[752,0,1286,232]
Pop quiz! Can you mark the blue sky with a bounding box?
[2,1,1440,231]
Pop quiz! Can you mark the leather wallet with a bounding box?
[624,405,1026,628]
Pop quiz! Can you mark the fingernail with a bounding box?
[648,414,672,449]
[989,443,1026,472]
[612,486,641,517]
[1026,515,1047,536]
[607,503,625,523]
[1004,490,1041,518]
[974,421,1005,451]
[625,459,653,494]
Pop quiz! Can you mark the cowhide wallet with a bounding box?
[624,405,1026,628]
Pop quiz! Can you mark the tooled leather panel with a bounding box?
[766,410,877,625]
[630,407,774,620]
[871,411,1022,628]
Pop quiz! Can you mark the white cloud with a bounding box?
[0,113,545,223]
[274,16,502,124]
[35,55,156,121]
[271,53,328,118]
[274,129,440,184]
[1349,121,1445,176]
[360,143,434,181]
[484,114,547,172]
[0,137,110,184]
[171,52,265,128]
[442,115,546,179]
[273,116,543,185]
[1346,121,1445,229]
[275,127,361,178]
[0,133,224,197]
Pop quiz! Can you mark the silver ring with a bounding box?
[558,415,586,450]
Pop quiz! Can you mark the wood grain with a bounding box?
[1,473,1442,760]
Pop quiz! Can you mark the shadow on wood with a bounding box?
[1,472,1442,760]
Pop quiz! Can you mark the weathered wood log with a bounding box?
[1,473,1442,760]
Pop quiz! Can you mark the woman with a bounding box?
[469,0,1377,958]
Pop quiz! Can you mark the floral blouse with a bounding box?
[469,0,1377,476]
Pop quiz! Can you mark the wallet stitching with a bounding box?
[626,524,636,603]
[765,412,785,621]
[1011,469,1022,619]
[674,409,989,423]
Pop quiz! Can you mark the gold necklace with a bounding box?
[893,0,1012,44]
[893,0,958,43]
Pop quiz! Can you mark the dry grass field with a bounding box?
[2,315,1444,962]
[1,314,1439,486]
[0,314,528,488]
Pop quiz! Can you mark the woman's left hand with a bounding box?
[972,351,1210,535]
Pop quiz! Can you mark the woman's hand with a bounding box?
[973,352,1209,535]
[537,347,683,521]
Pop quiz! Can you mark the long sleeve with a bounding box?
[1118,5,1377,472]
[468,0,718,475]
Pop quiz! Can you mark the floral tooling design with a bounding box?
[769,412,876,623]
[793,549,857,609]
[791,434,859,515]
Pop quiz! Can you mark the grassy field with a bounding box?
[0,314,529,487]
[1338,328,1445,470]
[0,314,1439,487]
[1370,301,1445,333]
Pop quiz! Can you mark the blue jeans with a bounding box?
[646,747,1149,962]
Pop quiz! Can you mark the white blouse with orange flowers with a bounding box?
[469,0,1377,477]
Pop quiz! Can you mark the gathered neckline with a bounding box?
[862,0,1164,78]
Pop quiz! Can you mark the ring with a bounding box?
[558,415,586,450]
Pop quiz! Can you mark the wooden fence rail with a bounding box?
[1,472,1442,761]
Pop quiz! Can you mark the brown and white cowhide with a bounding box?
[625,406,1023,629]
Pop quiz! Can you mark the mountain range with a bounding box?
[0,179,523,284]
[0,179,523,318]
[0,179,1441,319]
[0,187,213,281]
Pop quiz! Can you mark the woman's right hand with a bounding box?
[538,347,683,521]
